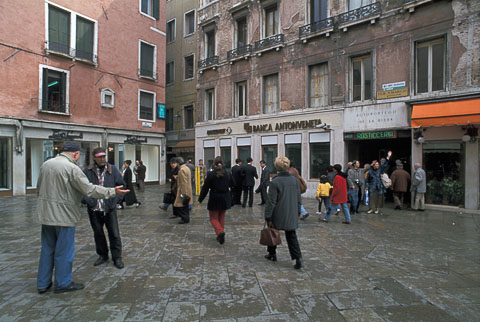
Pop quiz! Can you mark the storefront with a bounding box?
[0,117,166,196]
[195,110,344,198]
[411,97,480,210]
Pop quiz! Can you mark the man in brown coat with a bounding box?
[173,157,193,224]
[390,161,411,210]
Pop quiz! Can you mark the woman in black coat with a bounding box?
[198,156,235,245]
[120,160,140,208]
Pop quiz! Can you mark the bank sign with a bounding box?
[244,119,323,133]
[344,131,397,140]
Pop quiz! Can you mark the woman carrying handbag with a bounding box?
[264,156,304,269]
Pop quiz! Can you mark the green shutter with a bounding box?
[48,6,70,54]
[76,18,94,60]
[153,0,159,20]
[141,43,154,77]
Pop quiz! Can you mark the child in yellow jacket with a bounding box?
[316,175,332,216]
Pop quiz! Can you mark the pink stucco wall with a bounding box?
[0,0,166,132]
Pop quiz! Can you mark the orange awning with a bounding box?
[411,98,480,127]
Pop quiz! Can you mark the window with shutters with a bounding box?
[235,17,247,49]
[264,4,279,38]
[263,74,279,114]
[309,63,328,108]
[184,55,194,80]
[167,19,176,43]
[138,90,156,121]
[140,0,160,20]
[310,0,327,23]
[184,10,195,36]
[205,29,216,58]
[48,6,70,55]
[166,61,174,85]
[139,40,157,80]
[76,17,94,61]
[39,65,70,114]
[415,37,446,94]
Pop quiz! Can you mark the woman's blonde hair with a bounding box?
[274,156,290,172]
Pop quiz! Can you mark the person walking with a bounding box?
[411,163,427,211]
[258,160,270,205]
[173,157,193,224]
[241,157,258,208]
[231,158,243,206]
[264,156,304,269]
[321,164,351,224]
[198,156,235,244]
[160,158,179,211]
[82,147,125,269]
[365,160,385,214]
[347,160,365,214]
[136,161,146,192]
[390,161,411,210]
[36,142,128,294]
[315,175,331,217]
[119,160,141,208]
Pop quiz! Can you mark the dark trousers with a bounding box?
[260,184,268,204]
[242,186,254,207]
[232,185,242,205]
[88,209,122,260]
[173,206,190,223]
[267,230,302,260]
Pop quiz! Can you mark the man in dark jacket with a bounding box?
[258,160,270,205]
[231,158,243,205]
[83,147,126,269]
[136,160,146,192]
[391,161,411,210]
[241,157,258,208]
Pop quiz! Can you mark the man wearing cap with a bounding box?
[390,161,411,210]
[83,147,126,269]
[36,142,129,294]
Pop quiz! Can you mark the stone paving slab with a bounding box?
[0,185,479,321]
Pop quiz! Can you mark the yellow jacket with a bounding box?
[316,182,332,198]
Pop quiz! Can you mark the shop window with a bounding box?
[235,16,247,49]
[167,19,176,43]
[416,37,445,94]
[100,88,114,108]
[184,54,194,80]
[309,63,328,108]
[349,0,373,10]
[234,81,248,117]
[184,105,194,129]
[310,0,327,23]
[165,108,174,131]
[264,4,279,38]
[140,144,159,181]
[166,61,174,85]
[351,54,372,102]
[262,145,277,175]
[139,90,155,121]
[309,132,330,179]
[184,10,195,36]
[0,138,12,190]
[238,146,251,164]
[139,40,156,79]
[140,0,160,20]
[263,74,279,114]
[286,143,302,176]
[204,147,215,170]
[423,142,465,206]
[40,65,69,114]
[221,147,232,169]
[204,88,215,121]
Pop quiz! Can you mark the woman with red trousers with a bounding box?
[321,164,351,224]
[198,156,235,244]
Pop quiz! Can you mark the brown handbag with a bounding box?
[259,223,282,246]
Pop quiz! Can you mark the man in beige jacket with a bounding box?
[173,157,193,224]
[36,142,128,294]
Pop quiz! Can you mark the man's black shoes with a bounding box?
[38,282,52,294]
[54,282,84,294]
[94,256,108,266]
[113,258,125,269]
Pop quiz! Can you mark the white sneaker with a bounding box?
[367,209,373,214]
[315,211,322,215]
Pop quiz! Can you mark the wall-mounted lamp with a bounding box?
[462,124,478,142]
[414,127,425,144]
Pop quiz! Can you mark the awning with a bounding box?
[171,140,195,153]
[411,98,480,127]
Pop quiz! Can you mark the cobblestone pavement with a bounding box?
[0,185,479,321]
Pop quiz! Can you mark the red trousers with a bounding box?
[209,210,226,236]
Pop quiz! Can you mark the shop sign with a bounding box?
[157,103,165,119]
[344,103,408,131]
[377,88,409,100]
[344,130,397,140]
[382,81,406,91]
[244,119,322,133]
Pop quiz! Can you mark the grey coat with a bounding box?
[411,167,427,193]
[264,171,301,231]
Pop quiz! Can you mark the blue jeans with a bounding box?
[300,204,307,216]
[37,225,75,290]
[324,202,351,222]
[348,189,359,211]
[318,196,331,215]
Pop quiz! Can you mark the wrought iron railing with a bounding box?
[139,68,158,80]
[74,48,97,63]
[299,17,335,37]
[198,56,219,69]
[337,2,381,25]
[46,41,71,56]
[227,44,252,59]
[254,34,284,51]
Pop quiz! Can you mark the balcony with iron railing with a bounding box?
[253,34,284,56]
[138,68,158,81]
[299,17,335,42]
[198,55,220,72]
[227,44,252,62]
[337,2,382,32]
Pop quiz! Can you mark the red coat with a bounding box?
[331,174,348,204]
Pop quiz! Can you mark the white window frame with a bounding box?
[166,60,175,85]
[100,88,115,108]
[350,54,373,102]
[234,80,248,117]
[138,89,156,122]
[138,39,157,80]
[204,88,216,121]
[38,64,70,114]
[45,1,98,64]
[139,0,156,20]
[415,37,446,94]
[184,9,196,37]
[166,18,176,43]
[183,104,195,129]
[184,54,195,81]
